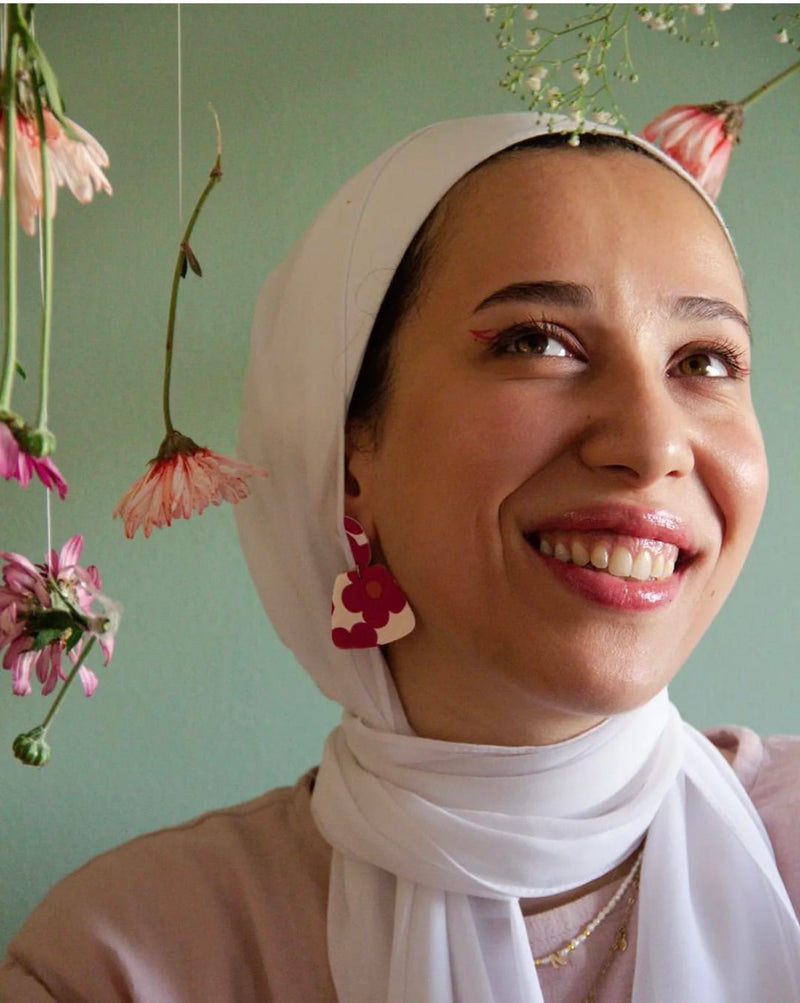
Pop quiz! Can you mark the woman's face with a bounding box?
[346,148,768,746]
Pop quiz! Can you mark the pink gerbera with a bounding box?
[113,429,267,539]
[0,535,118,698]
[641,101,743,201]
[0,108,112,236]
[0,419,68,498]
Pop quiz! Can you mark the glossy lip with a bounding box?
[523,505,698,611]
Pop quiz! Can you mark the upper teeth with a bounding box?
[537,534,678,582]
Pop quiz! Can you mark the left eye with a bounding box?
[676,352,730,378]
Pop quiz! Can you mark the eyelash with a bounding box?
[674,338,751,379]
[479,319,579,358]
[475,321,751,379]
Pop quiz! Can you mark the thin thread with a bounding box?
[45,484,52,572]
[39,221,53,569]
[177,2,183,223]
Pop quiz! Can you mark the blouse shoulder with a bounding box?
[707,726,800,915]
[0,769,335,1003]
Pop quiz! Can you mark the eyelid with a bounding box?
[673,337,751,379]
[477,317,582,358]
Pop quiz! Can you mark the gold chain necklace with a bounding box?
[533,848,644,969]
[583,865,641,1003]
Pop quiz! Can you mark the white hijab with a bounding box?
[236,113,800,1001]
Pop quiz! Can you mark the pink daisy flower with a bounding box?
[0,535,118,698]
[641,101,743,201]
[113,430,267,539]
[0,108,112,236]
[0,419,68,498]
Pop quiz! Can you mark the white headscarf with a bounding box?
[237,113,800,1001]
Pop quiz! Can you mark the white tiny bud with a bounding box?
[651,14,669,30]
[572,64,590,85]
[484,4,496,20]
[568,134,581,147]
[525,28,541,46]
[776,28,790,43]
[525,75,543,92]
[689,3,706,13]
[636,8,653,23]
[530,65,548,80]
[714,2,732,9]
[523,5,538,20]
[594,110,616,125]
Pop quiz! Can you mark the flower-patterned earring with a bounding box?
[331,517,415,650]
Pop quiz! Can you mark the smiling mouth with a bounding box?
[528,531,682,582]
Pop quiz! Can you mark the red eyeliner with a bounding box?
[470,328,497,342]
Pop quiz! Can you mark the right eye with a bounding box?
[490,321,574,358]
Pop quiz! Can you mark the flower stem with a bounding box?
[0,20,19,413]
[33,85,54,436]
[739,58,800,109]
[162,153,222,435]
[38,636,96,736]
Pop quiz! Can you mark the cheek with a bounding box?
[700,415,768,589]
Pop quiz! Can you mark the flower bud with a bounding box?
[13,726,51,767]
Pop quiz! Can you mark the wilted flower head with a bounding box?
[0,417,68,497]
[0,108,112,236]
[0,535,118,698]
[113,430,267,539]
[641,101,743,200]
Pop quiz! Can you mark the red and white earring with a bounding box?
[331,516,415,650]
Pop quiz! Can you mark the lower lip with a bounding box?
[534,550,683,610]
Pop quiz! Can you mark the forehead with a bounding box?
[421,147,743,306]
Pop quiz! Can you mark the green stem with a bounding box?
[162,155,222,435]
[38,636,96,737]
[739,58,800,109]
[33,84,53,434]
[0,19,19,413]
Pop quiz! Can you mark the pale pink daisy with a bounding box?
[0,108,112,236]
[0,419,68,497]
[0,535,117,698]
[641,101,743,200]
[113,430,267,539]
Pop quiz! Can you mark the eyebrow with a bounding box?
[473,281,593,313]
[670,295,751,340]
[472,282,751,340]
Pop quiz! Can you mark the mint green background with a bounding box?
[2,5,799,954]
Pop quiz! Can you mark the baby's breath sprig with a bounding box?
[487,4,723,136]
[772,9,800,49]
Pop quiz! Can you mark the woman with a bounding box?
[2,113,799,1002]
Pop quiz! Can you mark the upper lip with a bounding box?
[524,505,697,553]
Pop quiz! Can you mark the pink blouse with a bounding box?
[2,726,798,1002]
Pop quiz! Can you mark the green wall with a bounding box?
[3,4,799,953]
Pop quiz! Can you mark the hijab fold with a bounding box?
[236,113,800,1001]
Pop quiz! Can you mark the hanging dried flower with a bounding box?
[1,534,117,698]
[113,430,266,539]
[114,121,266,540]
[0,107,111,236]
[641,101,742,199]
[0,416,68,496]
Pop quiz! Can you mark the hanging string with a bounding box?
[177,2,183,223]
[38,204,53,568]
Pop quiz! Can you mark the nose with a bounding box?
[577,372,695,484]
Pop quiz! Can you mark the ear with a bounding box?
[343,423,378,538]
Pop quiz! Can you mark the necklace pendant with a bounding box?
[615,929,628,952]
[549,952,569,968]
